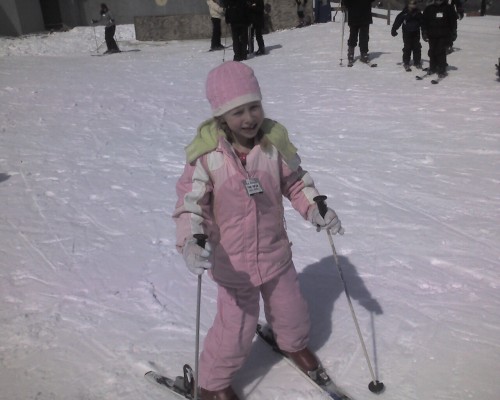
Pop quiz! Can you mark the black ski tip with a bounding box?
[371,63,378,68]
[368,380,385,394]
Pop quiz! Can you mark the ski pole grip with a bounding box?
[313,195,328,218]
[193,234,208,249]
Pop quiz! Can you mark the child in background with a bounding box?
[422,0,458,77]
[173,61,343,400]
[391,0,423,71]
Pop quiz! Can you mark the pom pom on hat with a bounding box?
[206,61,262,116]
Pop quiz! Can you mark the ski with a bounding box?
[145,364,195,399]
[359,57,377,67]
[256,324,354,400]
[416,72,433,80]
[347,60,376,68]
[91,49,140,56]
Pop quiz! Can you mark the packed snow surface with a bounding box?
[1,15,499,400]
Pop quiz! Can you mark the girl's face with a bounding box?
[222,101,264,144]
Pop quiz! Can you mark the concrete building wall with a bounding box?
[0,0,21,36]
[0,0,45,36]
[17,0,45,33]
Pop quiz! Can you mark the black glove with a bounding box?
[422,31,428,42]
[391,29,398,37]
[451,30,457,42]
[458,10,464,20]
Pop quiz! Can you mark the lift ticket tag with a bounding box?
[243,178,264,196]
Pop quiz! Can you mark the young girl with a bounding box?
[173,61,343,400]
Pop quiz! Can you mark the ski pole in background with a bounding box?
[313,196,385,394]
[222,23,228,63]
[339,9,346,66]
[192,233,208,400]
[92,24,99,52]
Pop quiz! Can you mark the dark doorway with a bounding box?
[39,0,62,31]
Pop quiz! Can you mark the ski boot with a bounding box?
[360,52,370,63]
[347,46,355,67]
[287,347,319,373]
[200,386,239,400]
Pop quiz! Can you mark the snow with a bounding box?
[1,15,499,400]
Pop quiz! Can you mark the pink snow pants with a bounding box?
[199,264,310,391]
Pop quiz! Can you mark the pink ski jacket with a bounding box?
[173,118,320,288]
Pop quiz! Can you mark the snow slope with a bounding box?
[1,16,499,400]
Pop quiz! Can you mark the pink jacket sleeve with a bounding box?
[280,153,320,220]
[172,158,213,253]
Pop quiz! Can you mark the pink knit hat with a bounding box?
[206,61,262,116]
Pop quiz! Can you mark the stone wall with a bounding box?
[134,14,213,41]
[134,0,313,42]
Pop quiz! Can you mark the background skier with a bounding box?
[447,0,465,53]
[391,0,423,71]
[91,3,120,54]
[207,0,225,51]
[223,0,251,61]
[342,0,376,65]
[422,0,458,77]
[250,0,266,55]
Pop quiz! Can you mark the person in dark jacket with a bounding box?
[422,0,458,77]
[315,0,332,23]
[391,0,423,70]
[91,3,120,54]
[249,0,266,55]
[342,0,376,64]
[296,0,308,28]
[223,0,251,61]
[447,0,464,53]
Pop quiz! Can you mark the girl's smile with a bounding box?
[222,101,264,149]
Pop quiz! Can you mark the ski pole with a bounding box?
[223,22,228,63]
[192,233,208,400]
[92,24,99,52]
[313,196,385,394]
[339,9,346,66]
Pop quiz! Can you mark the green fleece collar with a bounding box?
[185,118,297,164]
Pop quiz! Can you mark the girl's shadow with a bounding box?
[233,255,383,397]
